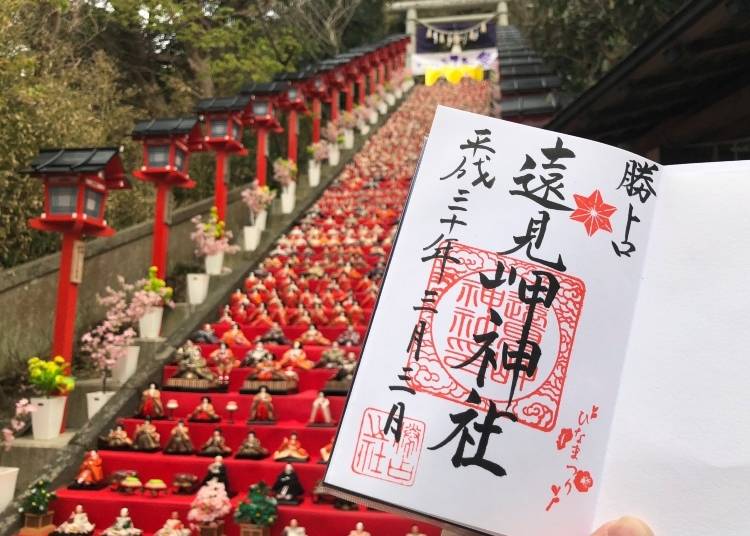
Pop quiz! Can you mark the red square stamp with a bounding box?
[407,241,586,432]
[351,407,426,486]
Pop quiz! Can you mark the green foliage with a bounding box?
[0,0,370,269]
[234,481,278,527]
[511,0,687,94]
[19,480,57,515]
[27,355,75,396]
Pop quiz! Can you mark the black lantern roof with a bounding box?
[26,147,130,189]
[195,95,251,113]
[239,81,289,96]
[132,117,199,138]
[274,71,314,82]
[28,147,120,174]
[499,63,554,78]
[501,76,562,94]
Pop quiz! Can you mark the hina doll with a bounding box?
[190,323,220,344]
[201,455,233,495]
[101,508,142,536]
[221,322,251,346]
[163,420,194,454]
[316,341,346,368]
[189,396,221,422]
[406,526,427,536]
[219,305,233,324]
[255,323,290,345]
[133,416,161,452]
[136,383,164,419]
[235,431,269,459]
[248,303,275,329]
[336,324,361,346]
[282,519,307,536]
[248,387,276,422]
[198,428,232,456]
[272,464,304,504]
[209,342,239,385]
[242,341,275,368]
[278,341,314,370]
[71,450,104,489]
[347,522,371,536]
[154,512,191,536]
[273,433,310,462]
[172,341,216,382]
[308,391,334,426]
[296,325,331,346]
[54,505,95,535]
[319,438,333,464]
[98,424,132,450]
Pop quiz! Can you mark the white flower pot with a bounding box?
[30,396,67,440]
[358,123,370,135]
[308,160,321,187]
[395,88,403,99]
[138,306,164,339]
[343,129,354,149]
[86,391,115,420]
[281,186,295,214]
[204,252,224,275]
[0,467,19,512]
[377,101,388,114]
[368,109,378,125]
[385,93,396,106]
[111,345,140,384]
[243,226,260,252]
[187,273,210,304]
[256,209,268,231]
[328,144,340,166]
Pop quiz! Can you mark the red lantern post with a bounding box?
[195,96,250,221]
[26,148,130,362]
[240,83,285,186]
[132,117,204,278]
[272,74,309,164]
[303,71,329,144]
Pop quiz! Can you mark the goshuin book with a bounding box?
[322,106,750,536]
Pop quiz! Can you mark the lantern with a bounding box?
[132,117,204,277]
[195,95,251,220]
[240,82,286,186]
[274,71,312,163]
[26,147,130,363]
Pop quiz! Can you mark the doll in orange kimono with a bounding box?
[72,450,105,489]
[221,322,250,346]
[278,341,315,370]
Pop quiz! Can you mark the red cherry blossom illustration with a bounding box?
[569,190,617,236]
[573,470,594,493]
[556,427,574,450]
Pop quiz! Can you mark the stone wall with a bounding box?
[0,185,250,374]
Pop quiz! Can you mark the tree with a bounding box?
[234,481,278,527]
[511,0,687,94]
[280,0,363,57]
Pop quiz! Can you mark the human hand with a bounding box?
[591,516,653,536]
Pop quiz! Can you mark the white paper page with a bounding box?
[325,106,661,536]
[594,161,750,535]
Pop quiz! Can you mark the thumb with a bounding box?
[591,517,654,536]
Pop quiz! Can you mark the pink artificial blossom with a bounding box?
[187,480,232,524]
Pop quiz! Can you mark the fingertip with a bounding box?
[604,517,654,536]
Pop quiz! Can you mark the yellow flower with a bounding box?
[53,356,65,365]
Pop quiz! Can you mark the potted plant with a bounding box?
[191,207,240,278]
[402,68,415,91]
[129,267,174,339]
[273,158,298,215]
[94,277,141,384]
[354,106,371,135]
[234,481,278,536]
[383,81,396,106]
[187,480,232,536]
[1,399,36,511]
[341,111,357,149]
[240,182,275,251]
[305,141,328,188]
[392,71,404,99]
[366,95,379,124]
[19,480,56,529]
[376,86,389,114]
[323,122,341,165]
[80,320,136,418]
[27,356,74,440]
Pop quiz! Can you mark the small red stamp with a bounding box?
[351,407,426,487]
[407,241,586,431]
